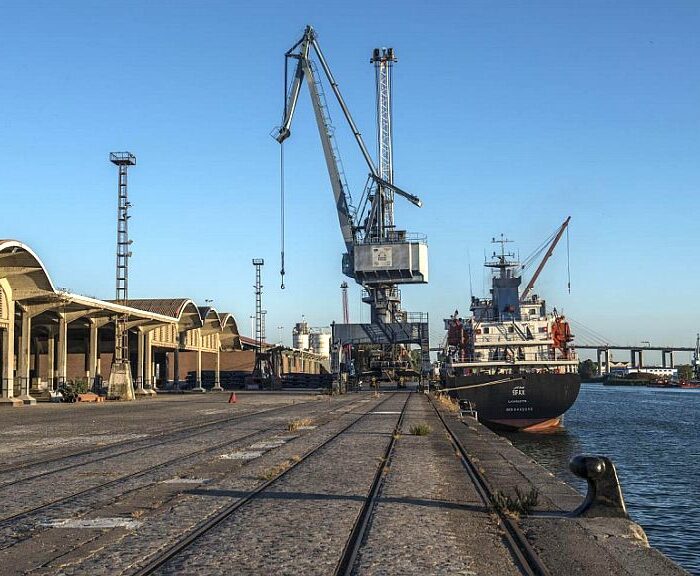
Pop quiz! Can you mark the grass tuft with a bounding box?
[287,417,314,432]
[434,393,460,413]
[490,486,539,518]
[259,456,301,481]
[409,423,432,436]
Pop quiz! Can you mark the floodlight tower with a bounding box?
[249,259,275,388]
[108,151,136,400]
[253,259,264,352]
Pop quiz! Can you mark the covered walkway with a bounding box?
[0,240,243,406]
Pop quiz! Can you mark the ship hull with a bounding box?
[446,372,581,431]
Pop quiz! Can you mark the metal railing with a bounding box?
[361,231,427,245]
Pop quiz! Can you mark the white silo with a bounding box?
[310,331,331,358]
[293,320,310,351]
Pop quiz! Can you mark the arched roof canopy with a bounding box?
[0,240,56,301]
[198,306,223,335]
[219,313,242,350]
[126,299,203,331]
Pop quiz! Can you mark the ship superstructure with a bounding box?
[445,235,577,376]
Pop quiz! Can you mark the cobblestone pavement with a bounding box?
[0,393,319,468]
[351,393,520,576]
[0,392,371,575]
[2,391,627,576]
[150,393,409,576]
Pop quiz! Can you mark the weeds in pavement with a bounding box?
[490,486,540,518]
[287,417,314,432]
[259,455,302,481]
[434,393,460,413]
[409,423,432,436]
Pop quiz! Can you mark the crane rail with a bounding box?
[428,394,552,576]
[132,392,408,576]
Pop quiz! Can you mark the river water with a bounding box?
[502,383,700,575]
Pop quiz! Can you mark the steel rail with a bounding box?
[428,395,551,576]
[334,393,410,576]
[0,399,320,484]
[132,392,405,576]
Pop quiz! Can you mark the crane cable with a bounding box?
[280,142,286,289]
[566,224,571,294]
[279,54,289,291]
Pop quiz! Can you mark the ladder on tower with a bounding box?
[309,60,355,216]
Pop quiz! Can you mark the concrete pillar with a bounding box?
[173,348,180,389]
[597,349,603,375]
[135,329,145,392]
[212,349,223,391]
[1,308,21,406]
[57,314,67,384]
[144,332,154,390]
[32,337,40,389]
[192,347,205,393]
[134,329,154,396]
[639,350,644,369]
[88,320,98,383]
[47,329,55,391]
[669,351,674,369]
[17,311,35,404]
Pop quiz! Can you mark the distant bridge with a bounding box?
[576,344,695,371]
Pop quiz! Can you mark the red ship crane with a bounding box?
[520,216,571,303]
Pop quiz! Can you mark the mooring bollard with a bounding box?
[569,455,629,519]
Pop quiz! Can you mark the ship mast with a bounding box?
[485,234,517,278]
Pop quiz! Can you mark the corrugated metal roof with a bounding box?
[117,298,196,320]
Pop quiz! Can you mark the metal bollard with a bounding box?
[569,455,629,519]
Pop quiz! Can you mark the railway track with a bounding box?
[2,392,553,575]
[0,397,362,529]
[0,399,319,484]
[428,394,551,576]
[131,392,410,576]
[334,394,408,575]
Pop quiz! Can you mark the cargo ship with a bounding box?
[441,221,580,431]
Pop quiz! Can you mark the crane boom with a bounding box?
[520,216,571,302]
[274,25,422,256]
[276,28,355,252]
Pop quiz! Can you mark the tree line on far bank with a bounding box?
[578,359,694,381]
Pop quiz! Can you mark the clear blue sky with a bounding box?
[2,1,699,357]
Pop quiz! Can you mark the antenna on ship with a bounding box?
[467,249,474,300]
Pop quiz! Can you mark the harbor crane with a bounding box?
[273,25,430,380]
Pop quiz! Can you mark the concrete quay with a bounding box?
[0,390,688,575]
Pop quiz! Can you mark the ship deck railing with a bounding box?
[473,337,554,347]
[450,359,579,369]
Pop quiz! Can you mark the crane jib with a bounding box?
[272,24,426,288]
